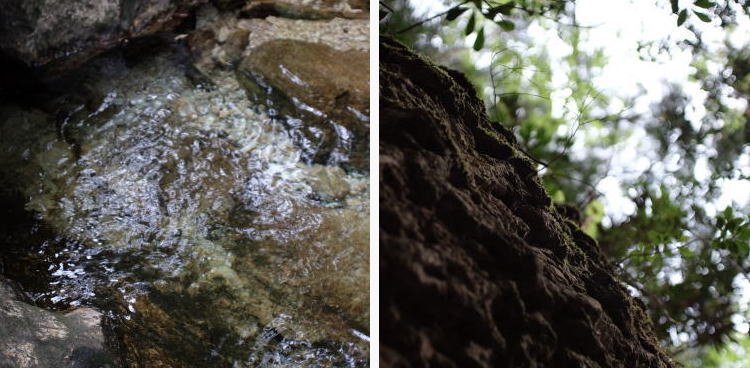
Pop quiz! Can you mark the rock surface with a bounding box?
[237,39,369,172]
[0,278,114,368]
[379,37,674,367]
[0,0,202,71]
[209,0,367,17]
[185,6,369,172]
[240,0,368,19]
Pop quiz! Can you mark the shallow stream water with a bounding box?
[0,39,368,367]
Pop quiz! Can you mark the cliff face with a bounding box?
[379,38,674,368]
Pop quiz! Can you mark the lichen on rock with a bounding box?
[379,37,673,367]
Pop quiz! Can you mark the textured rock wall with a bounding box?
[379,37,674,367]
[0,0,202,71]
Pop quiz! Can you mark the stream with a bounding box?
[0,29,369,367]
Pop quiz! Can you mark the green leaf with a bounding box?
[671,0,679,13]
[728,218,742,231]
[446,6,469,21]
[465,12,476,35]
[694,10,711,22]
[500,2,516,15]
[664,247,674,257]
[473,27,485,51]
[489,2,515,17]
[739,241,749,255]
[693,0,716,8]
[497,20,515,31]
[679,246,693,258]
[677,9,688,26]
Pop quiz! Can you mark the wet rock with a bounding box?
[186,13,250,69]
[183,7,369,172]
[0,45,369,366]
[379,37,673,367]
[0,278,114,367]
[187,12,368,70]
[240,0,368,19]
[240,16,368,53]
[306,165,351,202]
[237,39,369,172]
[0,0,203,72]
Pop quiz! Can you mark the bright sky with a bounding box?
[408,0,750,220]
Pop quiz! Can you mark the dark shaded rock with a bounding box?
[0,278,114,368]
[379,37,673,367]
[238,39,369,172]
[0,0,203,73]
[211,0,246,11]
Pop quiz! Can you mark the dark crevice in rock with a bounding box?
[238,3,283,19]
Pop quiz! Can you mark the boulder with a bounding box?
[0,0,203,72]
[187,13,368,70]
[237,39,369,171]
[0,278,114,367]
[183,6,369,172]
[379,37,673,367]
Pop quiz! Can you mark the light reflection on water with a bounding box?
[0,43,368,366]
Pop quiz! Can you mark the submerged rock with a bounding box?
[0,43,368,367]
[0,278,114,367]
[0,0,201,72]
[237,39,369,172]
[379,38,672,367]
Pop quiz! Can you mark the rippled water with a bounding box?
[0,40,368,366]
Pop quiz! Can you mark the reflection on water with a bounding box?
[0,42,368,366]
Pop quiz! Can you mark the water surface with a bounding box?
[0,40,369,367]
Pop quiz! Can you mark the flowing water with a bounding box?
[0,39,368,367]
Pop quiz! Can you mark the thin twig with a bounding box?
[379,1,394,13]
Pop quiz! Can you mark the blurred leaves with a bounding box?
[473,27,485,50]
[446,6,469,21]
[695,10,712,22]
[465,12,476,35]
